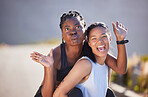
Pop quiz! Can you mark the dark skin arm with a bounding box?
[30,45,61,97]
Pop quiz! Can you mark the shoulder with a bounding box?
[53,44,61,58]
[74,57,92,73]
[67,57,92,81]
[50,44,61,68]
[77,57,92,65]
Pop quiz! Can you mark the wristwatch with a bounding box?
[117,40,129,44]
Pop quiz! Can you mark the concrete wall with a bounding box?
[0,0,148,56]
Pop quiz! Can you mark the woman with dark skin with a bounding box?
[30,11,121,97]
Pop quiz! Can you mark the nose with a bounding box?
[70,29,77,35]
[96,38,103,44]
[98,38,103,42]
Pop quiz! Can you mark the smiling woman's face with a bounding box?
[88,26,110,58]
[61,17,86,46]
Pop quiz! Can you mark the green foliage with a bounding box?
[137,75,148,92]
[110,71,118,82]
[134,85,139,92]
[127,79,132,88]
[111,70,148,93]
[140,55,148,62]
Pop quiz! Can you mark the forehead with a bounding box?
[62,17,83,27]
[89,27,106,36]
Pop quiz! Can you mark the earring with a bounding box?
[62,39,65,43]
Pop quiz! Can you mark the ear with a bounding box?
[88,41,91,47]
[108,34,111,43]
[62,33,65,41]
[109,35,111,42]
[83,30,87,40]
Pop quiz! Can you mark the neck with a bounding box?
[95,55,106,65]
[65,43,83,59]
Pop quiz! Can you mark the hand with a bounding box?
[112,21,128,41]
[30,49,54,68]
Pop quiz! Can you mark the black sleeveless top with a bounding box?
[57,43,73,81]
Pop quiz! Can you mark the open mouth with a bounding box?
[97,45,106,52]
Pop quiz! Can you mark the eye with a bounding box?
[92,38,97,40]
[76,26,80,28]
[65,28,69,31]
[102,35,107,38]
[76,25,81,29]
[101,35,108,40]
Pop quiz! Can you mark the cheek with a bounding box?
[89,41,96,49]
[92,42,96,46]
[78,31,85,40]
[79,30,84,36]
[63,33,70,40]
[103,37,110,43]
[104,40,110,49]
[78,28,85,34]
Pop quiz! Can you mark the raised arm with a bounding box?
[105,21,128,74]
[30,49,56,97]
[53,59,91,97]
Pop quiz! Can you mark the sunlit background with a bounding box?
[0,0,148,97]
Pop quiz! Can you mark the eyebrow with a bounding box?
[64,25,70,28]
[90,35,96,38]
[74,23,80,26]
[90,33,106,37]
[101,33,106,35]
[64,23,80,28]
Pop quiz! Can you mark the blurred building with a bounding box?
[0,0,148,56]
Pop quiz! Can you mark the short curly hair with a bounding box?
[59,10,86,29]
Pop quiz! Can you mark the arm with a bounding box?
[105,21,128,74]
[108,68,111,85]
[41,66,56,97]
[31,48,56,97]
[53,59,91,97]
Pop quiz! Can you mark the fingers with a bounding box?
[32,58,40,63]
[30,51,43,62]
[116,21,123,28]
[49,48,53,57]
[116,21,128,31]
[112,22,116,30]
[112,22,117,36]
[30,55,40,62]
[33,51,43,56]
[116,21,119,28]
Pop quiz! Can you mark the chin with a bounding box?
[99,54,107,58]
[97,52,108,57]
[71,40,83,45]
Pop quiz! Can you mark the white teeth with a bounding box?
[97,45,105,48]
[97,45,105,52]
